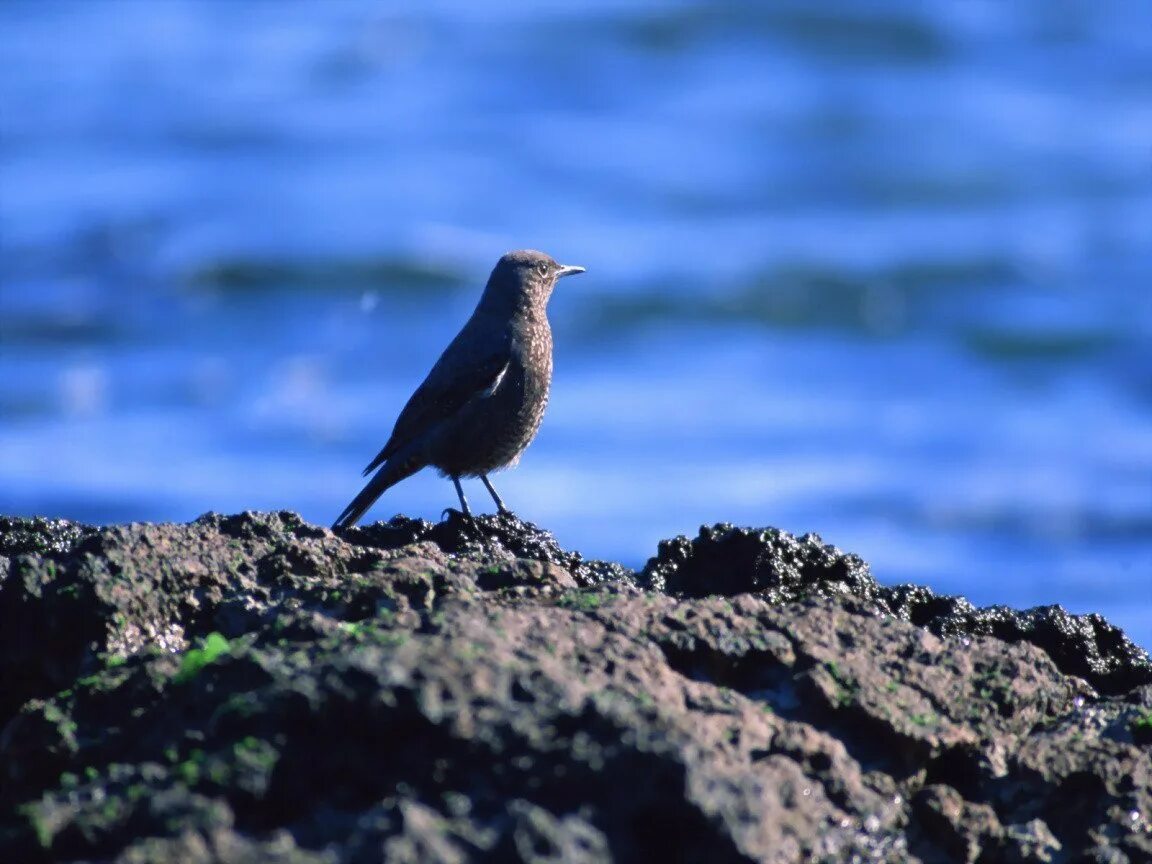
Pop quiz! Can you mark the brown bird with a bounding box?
[332,249,585,529]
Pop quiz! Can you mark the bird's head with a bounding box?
[482,249,585,314]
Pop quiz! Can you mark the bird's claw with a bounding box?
[440,507,475,523]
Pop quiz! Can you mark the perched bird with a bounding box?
[332,249,585,529]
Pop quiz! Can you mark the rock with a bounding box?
[0,512,1149,863]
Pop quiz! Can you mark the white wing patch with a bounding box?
[480,361,510,398]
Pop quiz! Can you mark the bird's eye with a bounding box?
[536,261,549,276]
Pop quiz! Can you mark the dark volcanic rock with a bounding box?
[0,515,96,557]
[348,510,634,588]
[1,513,1149,864]
[646,524,1152,697]
[642,523,878,602]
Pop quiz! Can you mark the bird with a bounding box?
[332,249,585,530]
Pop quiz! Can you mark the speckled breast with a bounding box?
[433,320,553,477]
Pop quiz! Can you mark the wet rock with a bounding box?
[0,512,1149,863]
[0,515,97,557]
[646,523,1152,696]
[884,586,1151,696]
[641,523,877,602]
[344,511,633,588]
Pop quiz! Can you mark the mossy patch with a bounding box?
[173,633,231,684]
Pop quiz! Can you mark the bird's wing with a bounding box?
[362,332,512,476]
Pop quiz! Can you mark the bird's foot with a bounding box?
[440,507,473,523]
[441,507,492,548]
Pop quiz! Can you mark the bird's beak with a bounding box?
[556,264,586,279]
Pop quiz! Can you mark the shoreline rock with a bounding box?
[1,511,1149,863]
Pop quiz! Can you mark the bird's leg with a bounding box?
[480,474,511,516]
[451,476,472,518]
[446,477,487,546]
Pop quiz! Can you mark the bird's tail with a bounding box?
[331,456,423,530]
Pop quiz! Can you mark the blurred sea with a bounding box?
[1,2,1150,646]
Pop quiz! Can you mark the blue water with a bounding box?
[2,2,1150,648]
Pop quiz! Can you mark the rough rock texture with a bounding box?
[1,512,1149,863]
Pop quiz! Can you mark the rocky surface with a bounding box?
[1,511,1149,863]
